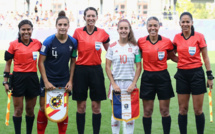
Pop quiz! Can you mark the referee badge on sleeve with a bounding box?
[189,47,196,56]
[95,42,102,51]
[158,51,165,60]
[32,52,38,60]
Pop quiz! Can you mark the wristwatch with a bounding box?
[208,76,214,80]
[2,81,9,86]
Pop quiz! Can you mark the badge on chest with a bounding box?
[95,42,102,51]
[158,51,165,60]
[189,47,196,56]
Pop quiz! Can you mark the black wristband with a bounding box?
[206,70,214,80]
[3,72,9,78]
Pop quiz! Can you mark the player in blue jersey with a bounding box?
[36,11,77,134]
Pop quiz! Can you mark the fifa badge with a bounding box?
[158,51,165,60]
[189,47,196,56]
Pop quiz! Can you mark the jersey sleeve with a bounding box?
[199,34,207,48]
[172,35,177,47]
[167,40,174,51]
[134,46,141,63]
[105,46,113,60]
[73,29,78,40]
[70,36,78,58]
[40,35,54,56]
[7,42,15,54]
[102,30,110,44]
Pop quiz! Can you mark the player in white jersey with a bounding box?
[106,19,142,134]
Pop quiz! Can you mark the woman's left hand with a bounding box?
[127,83,135,93]
[207,79,213,90]
[65,81,73,92]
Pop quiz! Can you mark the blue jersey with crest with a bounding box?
[40,34,77,86]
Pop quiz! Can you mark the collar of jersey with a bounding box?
[181,29,195,40]
[83,26,97,35]
[146,35,162,45]
[18,37,33,46]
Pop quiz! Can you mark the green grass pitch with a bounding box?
[0,50,214,134]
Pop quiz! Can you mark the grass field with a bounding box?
[0,50,214,134]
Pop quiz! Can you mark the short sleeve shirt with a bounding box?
[138,35,174,72]
[73,26,110,65]
[40,34,77,84]
[106,41,141,80]
[173,31,207,69]
[7,38,42,72]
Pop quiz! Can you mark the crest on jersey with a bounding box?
[189,47,196,56]
[32,52,38,60]
[45,87,68,123]
[95,42,102,51]
[69,46,73,51]
[158,51,165,60]
[128,48,132,52]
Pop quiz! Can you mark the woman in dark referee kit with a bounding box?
[3,19,41,134]
[72,7,110,134]
[173,12,213,134]
[138,16,177,134]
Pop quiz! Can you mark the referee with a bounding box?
[138,16,177,134]
[72,7,110,134]
[3,19,41,134]
[173,12,213,134]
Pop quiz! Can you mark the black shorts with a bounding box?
[140,69,174,100]
[40,79,71,97]
[12,72,40,97]
[72,65,106,101]
[174,67,206,95]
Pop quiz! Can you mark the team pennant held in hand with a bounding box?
[112,88,140,122]
[45,87,68,123]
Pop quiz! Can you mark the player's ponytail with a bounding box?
[56,10,69,25]
[180,12,195,32]
[117,19,137,45]
[18,19,33,39]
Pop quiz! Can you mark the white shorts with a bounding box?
[108,80,135,100]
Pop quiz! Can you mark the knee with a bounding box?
[144,108,153,117]
[160,108,169,117]
[26,107,35,116]
[14,107,23,116]
[77,103,86,113]
[193,107,202,115]
[92,104,100,114]
[179,106,188,115]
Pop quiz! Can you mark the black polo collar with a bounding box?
[18,37,33,46]
[146,35,162,45]
[181,30,194,40]
[83,26,97,35]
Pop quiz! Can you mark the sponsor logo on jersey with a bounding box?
[95,42,102,51]
[189,47,196,56]
[158,51,165,60]
[128,48,132,52]
[32,51,38,60]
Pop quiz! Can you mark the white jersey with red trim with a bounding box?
[106,41,140,80]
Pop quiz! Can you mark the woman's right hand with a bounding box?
[113,83,121,92]
[4,84,10,95]
[44,81,56,90]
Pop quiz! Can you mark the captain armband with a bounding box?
[4,51,14,61]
